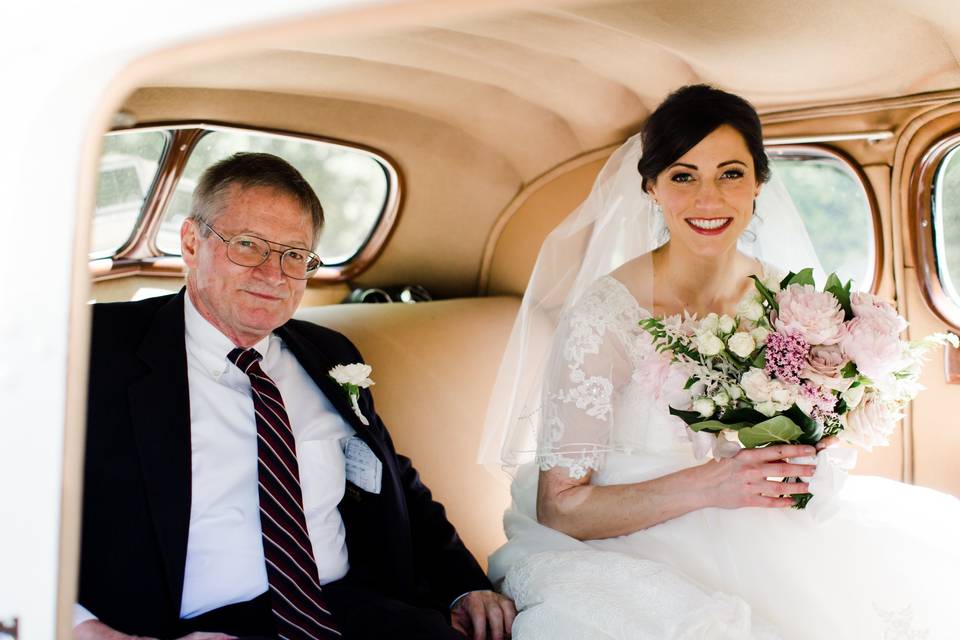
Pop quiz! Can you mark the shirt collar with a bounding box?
[184,290,274,380]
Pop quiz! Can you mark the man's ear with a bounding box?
[181,218,199,269]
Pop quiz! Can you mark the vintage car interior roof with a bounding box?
[118,0,960,295]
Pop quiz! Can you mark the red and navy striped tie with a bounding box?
[228,347,341,639]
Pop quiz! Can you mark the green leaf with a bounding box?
[784,404,824,445]
[750,275,779,312]
[835,398,848,415]
[688,420,745,433]
[669,406,703,425]
[683,376,698,390]
[737,415,804,448]
[840,361,858,378]
[787,268,816,287]
[719,407,767,425]
[824,272,853,320]
[751,349,766,369]
[793,493,814,509]
[779,272,796,289]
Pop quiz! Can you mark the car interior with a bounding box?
[66,0,960,621]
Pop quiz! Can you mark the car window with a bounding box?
[932,146,960,306]
[91,131,167,257]
[155,129,390,264]
[769,148,876,290]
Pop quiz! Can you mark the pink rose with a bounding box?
[841,315,904,381]
[841,393,899,450]
[774,284,846,345]
[850,292,907,333]
[803,344,852,392]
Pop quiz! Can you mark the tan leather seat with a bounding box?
[295,296,519,569]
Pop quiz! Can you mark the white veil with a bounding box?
[477,132,824,473]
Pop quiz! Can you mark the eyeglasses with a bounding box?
[198,220,323,280]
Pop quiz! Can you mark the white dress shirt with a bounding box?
[76,292,354,626]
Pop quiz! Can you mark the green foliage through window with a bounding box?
[932,147,960,304]
[770,151,875,290]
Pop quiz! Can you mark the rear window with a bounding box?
[768,147,876,290]
[155,129,390,264]
[91,126,393,268]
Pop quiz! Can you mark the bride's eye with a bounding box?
[720,168,745,180]
[670,172,695,183]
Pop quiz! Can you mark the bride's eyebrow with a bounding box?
[718,160,748,168]
[667,162,698,170]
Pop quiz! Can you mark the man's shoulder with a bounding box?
[90,292,182,349]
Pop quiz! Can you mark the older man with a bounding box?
[75,152,514,639]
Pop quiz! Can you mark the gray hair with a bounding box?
[189,152,324,248]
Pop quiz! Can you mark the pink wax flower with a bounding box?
[764,331,809,385]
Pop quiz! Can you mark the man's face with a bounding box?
[181,184,315,347]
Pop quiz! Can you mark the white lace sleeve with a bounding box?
[537,278,640,479]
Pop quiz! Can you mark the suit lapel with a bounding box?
[128,291,192,614]
[276,323,388,462]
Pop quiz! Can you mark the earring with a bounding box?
[654,202,663,215]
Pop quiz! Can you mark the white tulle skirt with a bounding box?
[490,460,960,640]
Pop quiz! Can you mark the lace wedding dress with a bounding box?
[488,276,960,640]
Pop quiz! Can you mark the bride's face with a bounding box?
[647,124,760,258]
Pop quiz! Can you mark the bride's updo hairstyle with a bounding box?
[637,84,771,191]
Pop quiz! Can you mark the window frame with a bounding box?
[910,129,960,330]
[90,122,402,283]
[765,143,883,293]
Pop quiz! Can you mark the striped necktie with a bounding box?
[228,347,341,639]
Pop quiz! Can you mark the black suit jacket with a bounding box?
[78,291,490,637]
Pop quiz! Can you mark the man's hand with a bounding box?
[75,620,235,640]
[450,590,516,640]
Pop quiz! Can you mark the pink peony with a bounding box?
[850,292,907,333]
[774,284,846,345]
[840,315,904,381]
[841,393,899,450]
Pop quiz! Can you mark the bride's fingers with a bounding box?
[759,462,816,478]
[754,479,809,495]
[746,494,796,508]
[740,444,816,462]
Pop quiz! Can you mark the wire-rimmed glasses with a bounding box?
[198,219,323,280]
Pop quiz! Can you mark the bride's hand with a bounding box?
[700,444,818,509]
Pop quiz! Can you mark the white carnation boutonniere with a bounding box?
[328,363,375,426]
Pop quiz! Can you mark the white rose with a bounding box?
[737,298,765,323]
[842,383,865,410]
[711,389,731,408]
[701,313,720,334]
[770,382,797,407]
[755,400,778,417]
[726,384,744,401]
[763,273,783,292]
[696,333,724,357]
[693,397,716,418]
[740,368,772,403]
[750,326,771,346]
[329,363,375,388]
[727,332,757,358]
[718,314,737,334]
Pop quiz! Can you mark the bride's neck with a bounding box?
[653,243,747,317]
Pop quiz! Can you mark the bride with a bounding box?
[480,85,960,639]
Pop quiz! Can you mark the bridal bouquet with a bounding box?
[639,268,957,508]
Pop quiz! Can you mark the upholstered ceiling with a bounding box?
[121,0,960,295]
